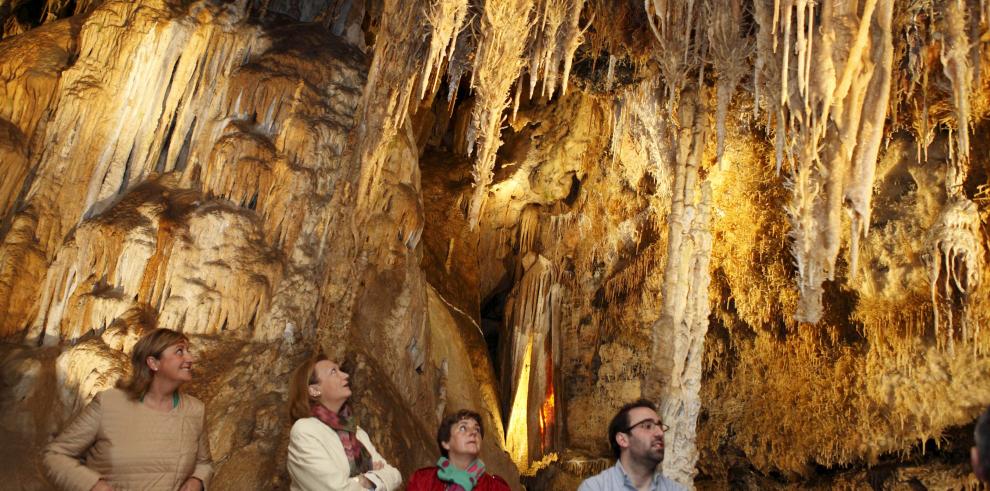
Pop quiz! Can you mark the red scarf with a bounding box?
[311,403,371,476]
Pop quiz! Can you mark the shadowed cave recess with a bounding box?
[2,0,990,489]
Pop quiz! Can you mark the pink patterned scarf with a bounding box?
[311,403,371,476]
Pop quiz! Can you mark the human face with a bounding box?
[310,360,351,411]
[619,407,666,465]
[151,341,194,384]
[442,418,483,463]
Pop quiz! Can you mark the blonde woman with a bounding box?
[43,328,213,491]
[287,354,401,490]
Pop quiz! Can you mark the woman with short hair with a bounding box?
[407,409,510,491]
[43,328,213,491]
[287,354,401,490]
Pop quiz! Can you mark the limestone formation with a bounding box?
[1,0,990,490]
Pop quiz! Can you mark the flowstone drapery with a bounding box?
[503,252,564,471]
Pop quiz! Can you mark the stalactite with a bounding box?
[15,1,267,255]
[604,242,663,306]
[353,0,431,219]
[446,8,477,104]
[0,1,279,338]
[464,0,533,229]
[645,0,701,110]
[26,181,283,345]
[706,0,751,168]
[940,0,973,191]
[525,0,590,99]
[847,0,893,280]
[755,0,895,323]
[421,0,469,100]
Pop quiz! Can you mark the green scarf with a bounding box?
[436,456,486,491]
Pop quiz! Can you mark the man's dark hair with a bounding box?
[607,399,658,460]
[437,409,484,457]
[976,406,990,480]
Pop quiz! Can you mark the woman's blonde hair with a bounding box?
[117,328,189,400]
[289,353,328,421]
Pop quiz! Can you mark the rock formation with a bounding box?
[1,0,990,489]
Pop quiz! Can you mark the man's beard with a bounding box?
[633,439,665,466]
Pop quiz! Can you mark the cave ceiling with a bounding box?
[1,0,990,489]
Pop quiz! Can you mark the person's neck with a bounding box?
[619,454,658,490]
[320,398,345,414]
[448,452,475,471]
[144,377,180,411]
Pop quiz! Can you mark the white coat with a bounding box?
[288,417,402,491]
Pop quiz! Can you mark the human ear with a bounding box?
[442,440,451,451]
[146,356,159,372]
[616,433,630,449]
[308,385,321,399]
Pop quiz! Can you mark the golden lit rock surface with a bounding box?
[2,0,990,489]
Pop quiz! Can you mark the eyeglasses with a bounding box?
[624,419,669,433]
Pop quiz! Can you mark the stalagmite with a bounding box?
[503,252,563,471]
[651,90,713,487]
[642,3,716,481]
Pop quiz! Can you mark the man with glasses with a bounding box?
[578,399,686,491]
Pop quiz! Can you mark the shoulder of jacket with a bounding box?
[181,393,205,412]
[411,467,438,477]
[485,473,511,490]
[98,387,128,405]
[291,417,323,434]
[579,469,610,488]
[662,476,688,491]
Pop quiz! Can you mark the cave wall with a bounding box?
[0,1,519,489]
[2,0,990,490]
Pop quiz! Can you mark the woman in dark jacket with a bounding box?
[407,409,510,491]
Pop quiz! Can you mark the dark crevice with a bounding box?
[481,284,513,428]
[174,116,196,173]
[157,56,182,128]
[116,144,135,196]
[563,172,582,206]
[155,115,179,174]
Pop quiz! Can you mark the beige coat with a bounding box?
[287,417,402,491]
[43,388,213,491]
